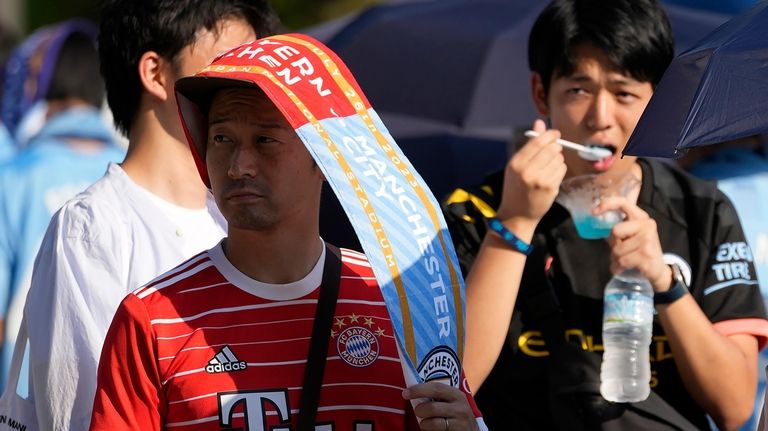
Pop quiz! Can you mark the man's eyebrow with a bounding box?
[257,122,286,129]
[563,75,594,83]
[565,74,641,86]
[605,74,641,86]
[208,116,286,129]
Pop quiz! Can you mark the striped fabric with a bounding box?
[93,246,435,430]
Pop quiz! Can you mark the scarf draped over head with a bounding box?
[175,34,467,388]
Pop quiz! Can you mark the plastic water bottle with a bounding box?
[600,269,654,402]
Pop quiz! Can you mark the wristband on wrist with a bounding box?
[487,217,533,256]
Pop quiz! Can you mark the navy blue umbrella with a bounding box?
[321,0,728,141]
[625,1,768,158]
[665,0,757,14]
[312,0,729,248]
[327,0,542,143]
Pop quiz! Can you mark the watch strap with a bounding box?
[654,279,688,305]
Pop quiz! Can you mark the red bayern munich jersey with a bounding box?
[90,242,481,430]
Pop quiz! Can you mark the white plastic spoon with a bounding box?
[524,130,612,162]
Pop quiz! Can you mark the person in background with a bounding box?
[0,1,278,430]
[0,23,18,163]
[679,135,768,430]
[0,19,126,390]
[444,0,768,429]
[1,21,68,150]
[90,36,485,431]
[0,125,13,165]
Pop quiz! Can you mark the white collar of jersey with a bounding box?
[208,239,326,301]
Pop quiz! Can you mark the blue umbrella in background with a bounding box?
[323,0,728,143]
[624,1,768,158]
[310,0,730,249]
[665,0,757,14]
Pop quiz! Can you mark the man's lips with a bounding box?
[224,189,265,201]
[222,179,267,201]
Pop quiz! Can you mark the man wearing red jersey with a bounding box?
[89,37,486,430]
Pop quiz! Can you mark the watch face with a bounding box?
[663,253,692,287]
[670,263,687,288]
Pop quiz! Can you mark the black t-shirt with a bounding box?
[443,159,767,430]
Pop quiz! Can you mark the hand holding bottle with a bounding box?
[594,194,664,403]
[594,195,673,293]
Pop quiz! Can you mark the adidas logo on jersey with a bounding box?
[206,345,247,374]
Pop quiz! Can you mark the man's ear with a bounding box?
[531,72,550,117]
[138,51,171,101]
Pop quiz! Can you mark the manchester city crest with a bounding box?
[417,345,461,387]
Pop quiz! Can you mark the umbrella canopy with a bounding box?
[327,0,541,141]
[324,0,729,141]
[624,2,768,158]
[315,0,730,248]
[665,0,757,14]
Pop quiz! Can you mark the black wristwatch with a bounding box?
[654,263,689,305]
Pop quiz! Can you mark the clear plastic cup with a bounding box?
[557,172,640,239]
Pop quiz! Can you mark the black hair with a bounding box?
[97,0,279,136]
[528,0,674,95]
[46,32,104,107]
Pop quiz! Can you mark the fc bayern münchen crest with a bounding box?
[336,326,380,367]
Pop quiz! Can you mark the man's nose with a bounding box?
[585,91,613,131]
[228,145,257,179]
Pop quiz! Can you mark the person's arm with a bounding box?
[90,294,164,430]
[597,196,764,431]
[17,206,129,430]
[463,120,566,390]
[657,303,757,430]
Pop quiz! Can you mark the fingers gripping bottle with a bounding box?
[600,269,654,402]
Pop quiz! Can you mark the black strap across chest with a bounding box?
[297,244,342,431]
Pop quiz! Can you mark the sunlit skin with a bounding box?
[165,19,255,144]
[531,42,654,179]
[205,87,324,234]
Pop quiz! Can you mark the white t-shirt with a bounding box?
[138,186,225,258]
[0,163,226,431]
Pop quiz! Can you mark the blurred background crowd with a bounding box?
[0,0,765,430]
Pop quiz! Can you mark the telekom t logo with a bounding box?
[219,390,290,430]
[218,390,374,430]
